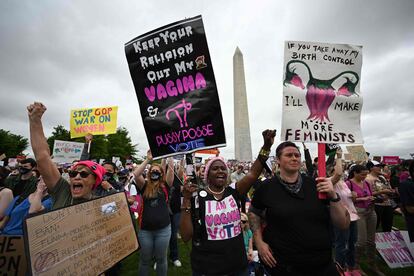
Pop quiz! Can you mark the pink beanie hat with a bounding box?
[73,160,106,189]
[204,156,228,184]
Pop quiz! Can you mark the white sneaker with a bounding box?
[154,263,156,270]
[173,260,182,267]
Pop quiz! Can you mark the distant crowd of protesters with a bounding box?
[1,102,414,276]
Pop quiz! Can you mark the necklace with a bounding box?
[207,186,225,200]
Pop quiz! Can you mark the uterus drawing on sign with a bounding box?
[283,60,360,122]
[166,99,192,128]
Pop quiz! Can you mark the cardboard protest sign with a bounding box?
[70,106,118,138]
[376,231,414,268]
[344,153,352,161]
[383,156,400,165]
[24,193,139,275]
[0,235,27,276]
[125,15,226,159]
[346,145,368,162]
[281,41,363,144]
[52,140,84,163]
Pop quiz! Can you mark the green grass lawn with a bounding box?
[120,214,414,275]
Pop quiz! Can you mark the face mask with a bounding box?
[104,173,114,181]
[19,167,32,175]
[150,171,162,181]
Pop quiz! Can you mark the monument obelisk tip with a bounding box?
[233,47,252,161]
[234,46,242,56]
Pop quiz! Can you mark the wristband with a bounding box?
[259,148,270,157]
[329,192,341,203]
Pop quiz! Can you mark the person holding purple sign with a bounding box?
[180,129,276,276]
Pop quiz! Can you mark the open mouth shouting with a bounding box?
[71,182,85,196]
[68,169,95,198]
[213,173,228,186]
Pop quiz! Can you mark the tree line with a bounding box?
[0,126,139,165]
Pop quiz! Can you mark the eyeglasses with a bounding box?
[241,220,248,224]
[68,170,93,178]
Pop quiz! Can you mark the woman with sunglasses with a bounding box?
[27,102,106,210]
[133,150,174,276]
[180,130,276,276]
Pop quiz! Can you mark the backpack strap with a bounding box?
[191,190,206,247]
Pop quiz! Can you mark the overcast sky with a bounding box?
[1,0,413,160]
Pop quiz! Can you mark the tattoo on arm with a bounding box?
[248,212,262,233]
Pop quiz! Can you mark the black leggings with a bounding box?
[375,205,394,232]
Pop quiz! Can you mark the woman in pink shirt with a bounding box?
[346,165,384,276]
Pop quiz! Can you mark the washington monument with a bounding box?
[233,47,252,161]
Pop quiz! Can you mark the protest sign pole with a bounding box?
[317,143,327,199]
[87,140,91,153]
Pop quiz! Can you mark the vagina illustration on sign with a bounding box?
[284,60,360,123]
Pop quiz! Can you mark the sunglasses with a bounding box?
[68,170,93,178]
[241,220,248,224]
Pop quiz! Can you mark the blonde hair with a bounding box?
[241,213,249,230]
[143,164,166,199]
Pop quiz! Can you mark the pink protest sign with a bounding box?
[382,156,400,165]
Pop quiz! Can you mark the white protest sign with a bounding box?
[376,231,414,268]
[281,41,363,144]
[52,140,84,163]
[401,231,414,262]
[24,193,139,275]
[7,158,17,168]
